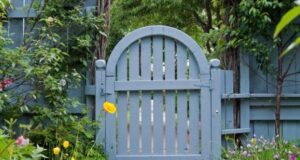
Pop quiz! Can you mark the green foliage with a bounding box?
[274,6,300,58]
[109,0,205,56]
[0,0,10,19]
[0,129,46,160]
[274,6,300,38]
[281,37,300,57]
[0,0,106,159]
[109,0,294,71]
[223,136,300,160]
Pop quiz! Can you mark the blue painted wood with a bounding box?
[296,52,300,94]
[176,43,188,154]
[210,59,222,159]
[114,80,209,91]
[221,128,250,135]
[10,0,24,7]
[8,19,24,47]
[222,100,234,129]
[250,106,300,120]
[152,36,164,154]
[282,121,300,141]
[129,42,140,154]
[116,154,202,160]
[106,76,117,160]
[140,38,152,154]
[100,25,216,159]
[249,55,267,93]
[95,60,106,145]
[267,121,276,139]
[188,49,200,154]
[164,38,176,154]
[221,71,234,130]
[267,49,277,93]
[200,87,211,159]
[252,121,269,139]
[283,53,297,93]
[106,25,210,76]
[240,53,250,131]
[117,51,128,154]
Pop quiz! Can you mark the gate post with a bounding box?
[95,59,106,145]
[210,59,222,159]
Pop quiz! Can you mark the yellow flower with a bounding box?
[46,17,54,23]
[103,101,117,114]
[53,147,60,155]
[250,138,257,145]
[63,140,69,149]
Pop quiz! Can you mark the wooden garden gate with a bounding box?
[95,26,222,160]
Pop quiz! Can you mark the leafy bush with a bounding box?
[0,0,106,159]
[0,129,46,160]
[223,135,300,160]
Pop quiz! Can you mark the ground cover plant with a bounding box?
[223,135,300,160]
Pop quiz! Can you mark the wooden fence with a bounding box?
[5,0,300,156]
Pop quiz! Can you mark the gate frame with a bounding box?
[95,25,221,160]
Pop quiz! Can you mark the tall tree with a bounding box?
[96,0,111,59]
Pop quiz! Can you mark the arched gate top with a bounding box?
[106,25,210,76]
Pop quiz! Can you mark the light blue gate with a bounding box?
[95,25,222,160]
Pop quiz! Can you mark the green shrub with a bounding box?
[0,129,46,160]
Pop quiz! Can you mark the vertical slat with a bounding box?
[267,121,275,139]
[165,38,176,154]
[117,52,128,154]
[141,38,151,154]
[240,53,250,130]
[188,52,200,154]
[176,43,188,154]
[95,60,106,145]
[106,76,116,160]
[8,19,23,47]
[129,42,140,154]
[153,36,163,154]
[210,60,221,159]
[201,86,211,159]
[249,56,267,93]
[253,121,268,138]
[267,50,277,93]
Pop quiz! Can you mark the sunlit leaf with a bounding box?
[280,37,300,58]
[274,6,300,38]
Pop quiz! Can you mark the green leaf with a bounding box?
[274,6,300,38]
[280,37,300,58]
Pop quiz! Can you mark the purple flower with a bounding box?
[289,154,297,160]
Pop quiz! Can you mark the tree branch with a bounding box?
[282,52,296,79]
[282,33,297,50]
[191,11,208,32]
[286,71,300,77]
[205,0,212,31]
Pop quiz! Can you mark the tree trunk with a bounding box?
[96,0,111,59]
[275,78,282,138]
